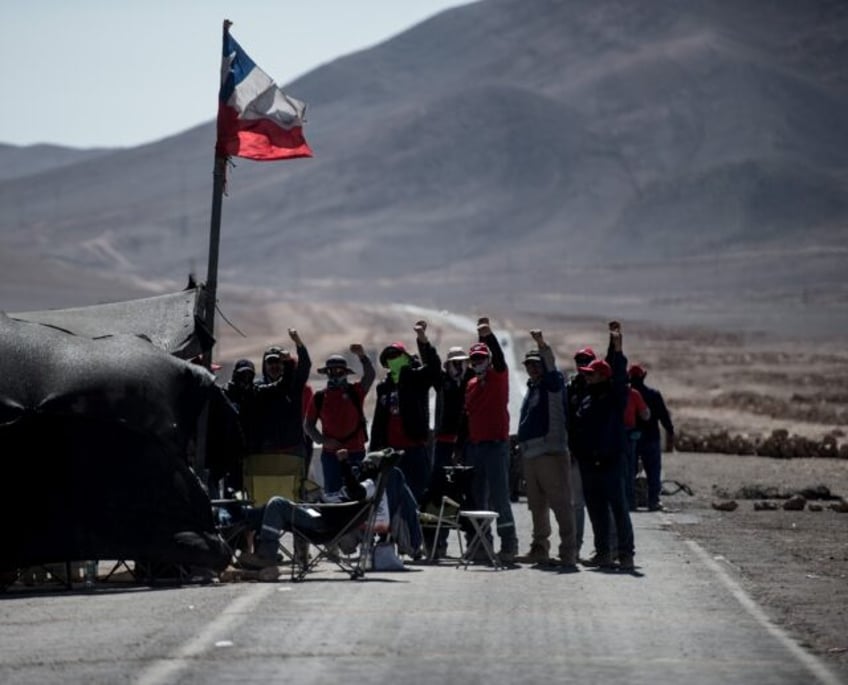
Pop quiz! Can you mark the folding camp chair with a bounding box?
[287,449,401,581]
[418,464,474,561]
[243,452,306,506]
[419,495,464,562]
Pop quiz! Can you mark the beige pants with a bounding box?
[523,452,577,563]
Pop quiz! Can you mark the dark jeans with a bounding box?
[395,443,431,505]
[579,455,634,558]
[637,438,663,508]
[623,431,641,510]
[320,449,365,493]
[255,496,362,559]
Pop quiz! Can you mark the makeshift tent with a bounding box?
[8,286,214,360]
[0,310,231,574]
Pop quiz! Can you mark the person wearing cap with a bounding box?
[515,330,577,568]
[628,364,675,511]
[464,317,518,564]
[253,329,312,457]
[370,321,441,504]
[421,345,472,558]
[303,344,375,493]
[622,379,651,511]
[222,358,258,463]
[571,322,635,570]
[565,347,595,559]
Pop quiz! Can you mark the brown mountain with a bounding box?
[1,0,846,337]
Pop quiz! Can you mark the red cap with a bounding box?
[468,342,491,359]
[578,359,612,378]
[574,347,596,362]
[628,364,647,379]
[379,342,408,367]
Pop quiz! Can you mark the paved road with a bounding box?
[1,502,844,685]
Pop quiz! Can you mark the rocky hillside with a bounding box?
[1,0,846,336]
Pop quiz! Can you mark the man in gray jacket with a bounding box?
[516,330,577,568]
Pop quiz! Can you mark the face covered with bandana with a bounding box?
[326,366,349,388]
[386,353,410,382]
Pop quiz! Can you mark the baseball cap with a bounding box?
[574,347,597,363]
[628,364,647,379]
[379,342,408,367]
[523,350,544,365]
[468,342,490,359]
[578,359,612,378]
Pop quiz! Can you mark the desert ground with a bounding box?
[211,295,848,671]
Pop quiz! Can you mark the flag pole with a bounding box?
[202,19,233,361]
[196,20,232,479]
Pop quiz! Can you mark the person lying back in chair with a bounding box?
[241,449,391,568]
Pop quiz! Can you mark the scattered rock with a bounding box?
[797,485,834,500]
[808,502,824,512]
[712,500,738,511]
[829,499,848,513]
[783,495,806,511]
[754,501,779,511]
[676,428,848,460]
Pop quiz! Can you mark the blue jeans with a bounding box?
[465,440,517,553]
[623,431,641,510]
[255,496,364,559]
[637,438,663,508]
[320,449,365,493]
[579,454,634,558]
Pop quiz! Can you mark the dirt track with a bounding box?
[663,451,848,674]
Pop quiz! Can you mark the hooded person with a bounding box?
[370,321,441,505]
[240,329,312,507]
[303,345,375,492]
[252,329,311,456]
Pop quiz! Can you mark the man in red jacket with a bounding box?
[464,317,517,563]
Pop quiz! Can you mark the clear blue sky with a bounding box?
[1,0,472,149]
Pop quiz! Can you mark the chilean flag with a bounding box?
[216,29,313,161]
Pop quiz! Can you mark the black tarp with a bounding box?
[7,287,214,360]
[0,311,230,573]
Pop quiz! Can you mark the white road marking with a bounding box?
[685,539,843,685]
[134,584,274,685]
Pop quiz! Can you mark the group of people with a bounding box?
[213,317,674,572]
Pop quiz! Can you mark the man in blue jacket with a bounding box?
[516,329,577,568]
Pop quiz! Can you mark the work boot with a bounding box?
[238,551,279,570]
[497,549,516,564]
[581,551,615,569]
[618,554,635,571]
[515,543,550,564]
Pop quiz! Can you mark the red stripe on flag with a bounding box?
[216,105,313,161]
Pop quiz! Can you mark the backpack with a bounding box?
[313,385,369,443]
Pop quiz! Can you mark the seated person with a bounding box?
[240,449,390,568]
